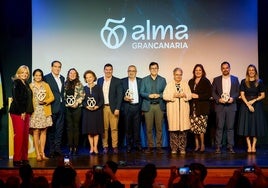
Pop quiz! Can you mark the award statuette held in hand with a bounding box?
[221,93,230,103]
[125,89,133,99]
[37,90,46,101]
[87,97,96,108]
[66,95,76,106]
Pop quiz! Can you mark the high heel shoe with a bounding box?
[200,145,205,152]
[36,153,42,162]
[69,147,73,155]
[93,148,99,154]
[194,147,200,152]
[73,147,78,155]
[251,147,256,153]
[41,153,49,160]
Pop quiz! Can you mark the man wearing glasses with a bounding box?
[140,62,167,154]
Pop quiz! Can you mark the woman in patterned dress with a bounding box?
[188,64,212,152]
[30,69,54,161]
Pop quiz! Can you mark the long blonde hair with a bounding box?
[12,65,30,81]
[245,64,259,88]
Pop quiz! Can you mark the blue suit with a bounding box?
[212,75,239,149]
[44,73,65,155]
[121,77,142,150]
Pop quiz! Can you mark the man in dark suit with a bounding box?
[121,65,142,153]
[212,61,239,154]
[140,62,167,154]
[97,63,123,154]
[44,60,65,157]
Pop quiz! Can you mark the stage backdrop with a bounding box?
[32,0,258,83]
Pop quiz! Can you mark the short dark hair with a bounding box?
[104,63,113,70]
[221,61,230,68]
[149,62,159,69]
[51,60,62,67]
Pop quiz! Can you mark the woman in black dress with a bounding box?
[82,70,104,154]
[237,64,266,153]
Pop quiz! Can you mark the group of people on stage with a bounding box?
[9,60,266,166]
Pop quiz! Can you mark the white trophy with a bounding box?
[66,95,76,106]
[125,89,133,99]
[87,97,96,108]
[176,84,183,93]
[221,93,230,102]
[37,90,46,101]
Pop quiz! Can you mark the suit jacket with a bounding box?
[44,73,65,113]
[121,77,142,113]
[212,75,239,112]
[97,76,123,113]
[140,75,167,111]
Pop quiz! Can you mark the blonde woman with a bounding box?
[30,69,54,161]
[237,64,266,153]
[9,65,34,166]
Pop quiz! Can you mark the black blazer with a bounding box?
[121,77,142,113]
[188,77,212,116]
[9,79,34,115]
[44,73,65,113]
[97,76,123,113]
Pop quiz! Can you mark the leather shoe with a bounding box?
[144,148,153,154]
[103,147,108,154]
[13,161,23,167]
[215,147,221,154]
[136,146,143,152]
[157,148,164,154]
[127,148,131,153]
[227,148,235,154]
[113,147,118,154]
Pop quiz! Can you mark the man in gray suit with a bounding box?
[140,62,166,154]
[212,61,239,154]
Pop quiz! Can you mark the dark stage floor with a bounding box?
[1,145,268,169]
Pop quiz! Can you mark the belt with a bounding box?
[130,103,139,106]
[150,102,159,104]
[104,104,110,106]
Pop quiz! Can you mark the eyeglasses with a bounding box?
[128,70,137,72]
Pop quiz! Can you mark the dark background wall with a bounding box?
[0,0,268,157]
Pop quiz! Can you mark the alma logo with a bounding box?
[100,18,127,49]
[101,18,189,49]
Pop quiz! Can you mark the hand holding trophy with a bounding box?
[221,93,230,103]
[125,89,133,102]
[37,90,46,104]
[87,97,96,110]
[66,95,76,107]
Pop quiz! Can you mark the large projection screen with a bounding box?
[32,0,257,83]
